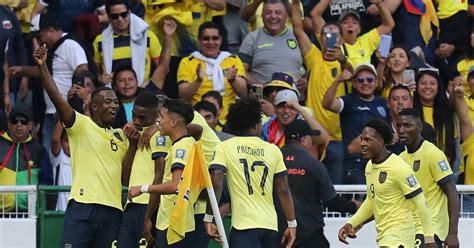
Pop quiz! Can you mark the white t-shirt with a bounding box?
[44,33,88,114]
[50,148,72,211]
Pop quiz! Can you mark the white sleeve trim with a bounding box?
[337,98,344,113]
[96,5,106,11]
[39,0,49,7]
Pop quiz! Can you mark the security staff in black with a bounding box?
[274,119,359,248]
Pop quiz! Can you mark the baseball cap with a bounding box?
[264,72,299,96]
[30,13,59,36]
[9,105,33,122]
[339,10,360,24]
[285,119,321,140]
[274,89,298,106]
[353,63,377,77]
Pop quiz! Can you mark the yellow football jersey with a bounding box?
[462,132,474,184]
[191,111,220,214]
[304,44,349,141]
[345,29,381,67]
[177,55,246,122]
[66,112,128,210]
[156,136,196,232]
[127,128,171,205]
[363,154,423,247]
[209,136,287,231]
[400,140,454,239]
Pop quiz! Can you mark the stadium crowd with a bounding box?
[1,0,474,247]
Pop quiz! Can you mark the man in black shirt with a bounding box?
[275,119,359,247]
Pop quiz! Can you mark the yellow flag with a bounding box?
[167,141,213,244]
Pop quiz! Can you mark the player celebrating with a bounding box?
[338,118,437,247]
[397,108,459,247]
[205,97,297,248]
[34,45,130,246]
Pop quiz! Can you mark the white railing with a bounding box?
[0,185,37,219]
[324,185,474,218]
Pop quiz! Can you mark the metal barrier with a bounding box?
[0,185,37,218]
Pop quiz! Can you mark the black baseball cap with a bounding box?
[30,13,60,36]
[9,105,33,122]
[285,119,321,140]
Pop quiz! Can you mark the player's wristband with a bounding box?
[140,185,150,193]
[424,236,435,244]
[287,219,297,228]
[203,214,214,223]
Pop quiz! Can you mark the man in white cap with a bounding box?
[323,63,390,184]
[261,89,328,159]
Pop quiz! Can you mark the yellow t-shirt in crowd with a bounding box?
[359,154,423,247]
[127,129,171,205]
[437,0,467,19]
[209,136,287,231]
[304,44,350,141]
[177,54,246,122]
[156,136,196,231]
[461,132,474,184]
[66,112,128,211]
[399,140,454,240]
[345,29,381,67]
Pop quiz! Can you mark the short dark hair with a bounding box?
[398,108,422,122]
[198,22,221,39]
[72,70,98,88]
[365,118,393,145]
[194,101,217,117]
[388,84,411,99]
[91,86,115,103]
[134,92,159,109]
[162,99,194,125]
[226,97,262,135]
[202,91,223,108]
[106,0,129,14]
[112,64,137,84]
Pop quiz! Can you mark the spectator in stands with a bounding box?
[262,89,329,160]
[194,100,233,141]
[387,85,413,154]
[0,105,53,212]
[50,121,71,212]
[178,21,247,122]
[1,5,27,114]
[323,63,389,184]
[202,90,225,126]
[397,108,460,247]
[261,72,299,118]
[66,70,97,116]
[9,12,92,153]
[291,0,351,183]
[93,0,161,86]
[31,0,108,34]
[276,119,359,247]
[450,27,474,96]
[311,0,395,67]
[413,69,456,165]
[376,46,415,98]
[34,44,127,247]
[241,0,303,32]
[239,0,305,86]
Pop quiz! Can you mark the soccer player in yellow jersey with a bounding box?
[128,99,197,248]
[205,97,297,248]
[34,45,128,247]
[338,118,437,248]
[118,92,171,247]
[397,108,460,248]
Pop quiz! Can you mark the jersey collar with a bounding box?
[172,134,192,145]
[263,27,288,36]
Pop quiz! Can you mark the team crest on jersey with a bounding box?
[331,67,338,77]
[176,149,185,159]
[287,39,297,49]
[407,175,417,187]
[156,136,166,146]
[2,20,12,30]
[377,107,387,117]
[413,160,421,172]
[439,160,449,172]
[378,171,387,183]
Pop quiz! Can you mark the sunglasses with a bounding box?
[10,118,28,125]
[418,67,439,75]
[110,11,129,20]
[201,36,220,41]
[356,77,375,84]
